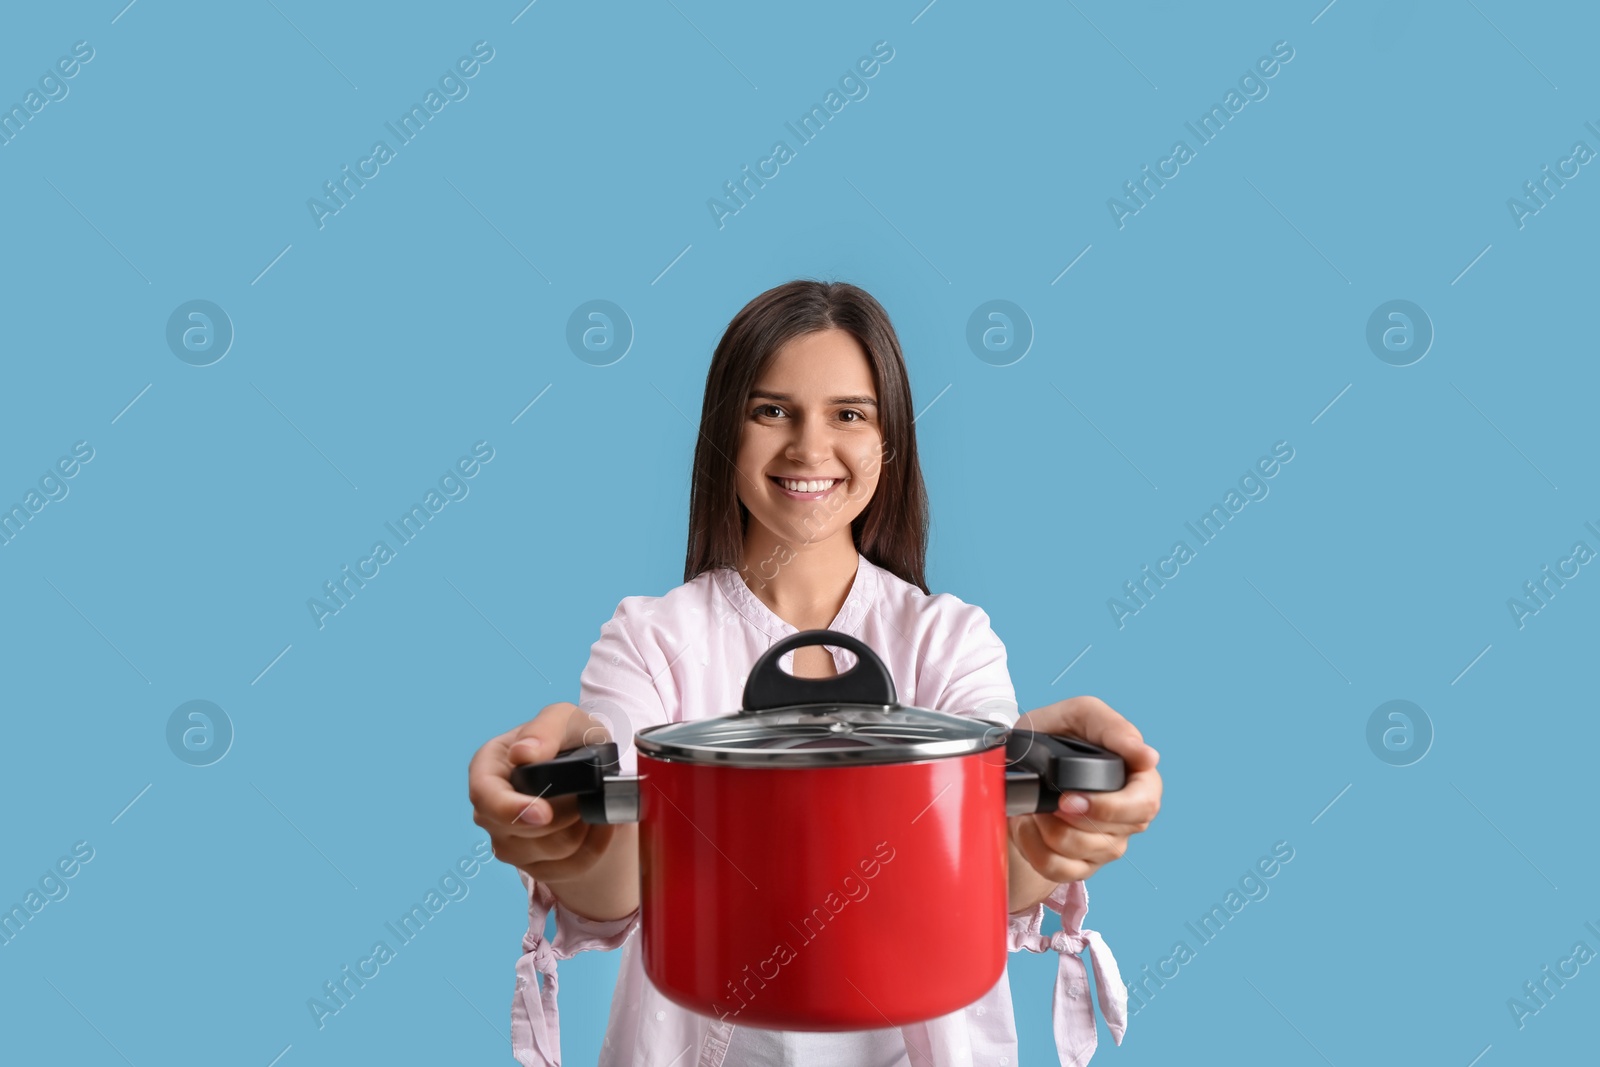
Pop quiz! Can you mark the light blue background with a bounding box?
[2,1,1595,1064]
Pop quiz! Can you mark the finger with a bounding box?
[468,730,536,826]
[470,767,559,831]
[493,820,616,880]
[499,790,581,837]
[1056,696,1152,765]
[475,789,591,858]
[1054,767,1162,829]
[506,703,581,765]
[479,705,592,829]
[1030,812,1129,867]
[1045,696,1159,771]
[1012,815,1121,884]
[471,768,559,837]
[512,714,619,829]
[526,823,619,884]
[488,817,587,866]
[1011,818,1088,884]
[470,727,587,833]
[1048,807,1147,839]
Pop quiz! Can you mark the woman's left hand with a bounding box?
[1006,696,1162,899]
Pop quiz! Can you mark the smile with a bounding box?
[770,476,842,500]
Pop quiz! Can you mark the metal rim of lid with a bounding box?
[633,703,1009,768]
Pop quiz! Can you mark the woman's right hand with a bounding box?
[468,702,628,890]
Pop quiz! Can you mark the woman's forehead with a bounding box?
[756,330,875,395]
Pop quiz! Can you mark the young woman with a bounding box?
[468,280,1163,1066]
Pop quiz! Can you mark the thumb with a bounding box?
[506,702,581,765]
[1124,741,1160,773]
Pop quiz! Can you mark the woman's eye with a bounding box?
[754,404,784,418]
[840,409,864,423]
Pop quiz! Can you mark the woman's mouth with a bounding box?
[770,476,843,500]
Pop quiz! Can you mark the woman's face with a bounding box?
[734,328,885,548]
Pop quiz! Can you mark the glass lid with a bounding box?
[632,629,1006,767]
[634,701,1004,767]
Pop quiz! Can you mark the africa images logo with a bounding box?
[1107,40,1295,229]
[707,40,895,229]
[307,442,494,629]
[307,41,496,229]
[1108,441,1295,629]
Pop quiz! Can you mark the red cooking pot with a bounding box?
[512,628,1124,1030]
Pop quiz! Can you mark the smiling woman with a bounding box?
[687,281,927,599]
[684,283,929,680]
[731,332,888,610]
[471,278,1161,1067]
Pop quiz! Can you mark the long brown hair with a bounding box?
[684,280,930,593]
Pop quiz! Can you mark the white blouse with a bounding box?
[508,553,1128,1066]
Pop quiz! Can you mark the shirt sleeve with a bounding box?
[924,601,1019,724]
[575,597,675,777]
[511,597,667,1066]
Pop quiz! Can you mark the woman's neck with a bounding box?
[740,522,860,631]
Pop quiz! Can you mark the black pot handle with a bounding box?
[741,629,898,712]
[1005,730,1126,812]
[511,741,617,798]
[511,742,637,824]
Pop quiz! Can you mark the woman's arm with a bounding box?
[919,603,1162,900]
[1006,695,1162,893]
[468,702,641,921]
[1007,835,1061,914]
[471,596,676,922]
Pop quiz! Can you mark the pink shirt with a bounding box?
[509,554,1128,1066]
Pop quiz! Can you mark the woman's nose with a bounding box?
[784,417,831,465]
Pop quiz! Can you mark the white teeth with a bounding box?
[777,478,838,493]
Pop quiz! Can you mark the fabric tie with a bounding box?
[1047,925,1127,1065]
[1014,881,1128,1066]
[520,886,564,1066]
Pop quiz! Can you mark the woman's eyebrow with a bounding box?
[749,390,878,407]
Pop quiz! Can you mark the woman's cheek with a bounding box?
[859,436,888,479]
[851,458,881,500]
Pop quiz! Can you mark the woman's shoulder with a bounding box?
[865,559,1015,715]
[598,568,726,635]
[866,559,1003,643]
